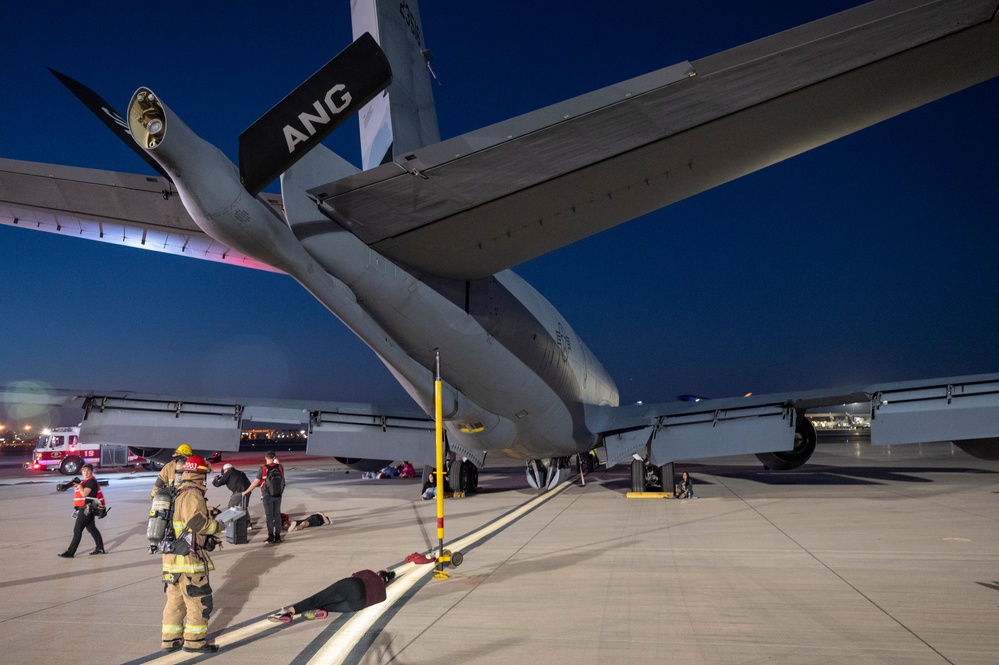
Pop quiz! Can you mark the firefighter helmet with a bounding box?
[174,444,193,457]
[182,455,211,474]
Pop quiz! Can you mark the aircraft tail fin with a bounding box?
[237,33,391,195]
[351,0,440,170]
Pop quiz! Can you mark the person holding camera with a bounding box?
[58,463,105,558]
[161,455,226,654]
[212,463,250,509]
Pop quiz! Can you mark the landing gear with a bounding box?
[421,460,479,496]
[525,457,571,490]
[448,459,478,495]
[630,458,673,493]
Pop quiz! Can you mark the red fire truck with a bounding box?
[27,426,150,475]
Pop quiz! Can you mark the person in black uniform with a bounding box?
[58,463,105,557]
[212,463,251,508]
[267,569,395,622]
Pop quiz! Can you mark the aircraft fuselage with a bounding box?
[126,87,618,463]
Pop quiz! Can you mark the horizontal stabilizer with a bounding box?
[238,32,392,195]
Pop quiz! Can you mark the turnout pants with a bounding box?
[162,572,213,650]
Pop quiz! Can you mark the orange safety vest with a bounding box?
[73,478,106,508]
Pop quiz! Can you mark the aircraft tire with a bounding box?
[755,413,817,470]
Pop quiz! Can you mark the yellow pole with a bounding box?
[434,351,449,578]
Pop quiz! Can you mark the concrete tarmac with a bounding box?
[1,438,997,665]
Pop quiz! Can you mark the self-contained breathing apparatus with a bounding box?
[148,489,221,555]
[147,486,176,554]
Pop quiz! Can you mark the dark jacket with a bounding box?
[352,569,387,607]
[212,467,250,494]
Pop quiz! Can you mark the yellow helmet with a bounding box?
[174,444,193,457]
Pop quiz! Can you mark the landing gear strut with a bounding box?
[526,457,571,490]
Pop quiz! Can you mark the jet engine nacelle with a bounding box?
[755,412,817,470]
[334,457,392,473]
[129,447,174,465]
[128,447,221,470]
[953,438,999,460]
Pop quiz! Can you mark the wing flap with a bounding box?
[603,403,796,467]
[308,410,435,466]
[870,376,999,445]
[0,385,434,461]
[80,396,243,451]
[596,373,999,464]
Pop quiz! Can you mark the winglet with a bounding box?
[47,67,171,180]
[238,32,392,196]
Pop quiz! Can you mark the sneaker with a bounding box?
[182,644,219,653]
[267,610,293,623]
[302,609,328,620]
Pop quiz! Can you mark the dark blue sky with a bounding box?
[2,1,998,430]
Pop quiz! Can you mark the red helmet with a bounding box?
[182,455,212,474]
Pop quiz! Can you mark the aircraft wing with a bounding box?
[0,385,436,464]
[309,0,999,280]
[0,158,284,273]
[591,373,999,467]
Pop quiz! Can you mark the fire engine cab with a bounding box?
[28,426,149,475]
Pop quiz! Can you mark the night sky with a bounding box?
[2,0,998,431]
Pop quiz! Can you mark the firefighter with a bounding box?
[151,444,193,498]
[161,455,225,654]
[57,463,105,557]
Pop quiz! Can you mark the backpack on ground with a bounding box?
[264,465,285,497]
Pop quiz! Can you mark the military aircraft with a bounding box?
[2,0,999,491]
